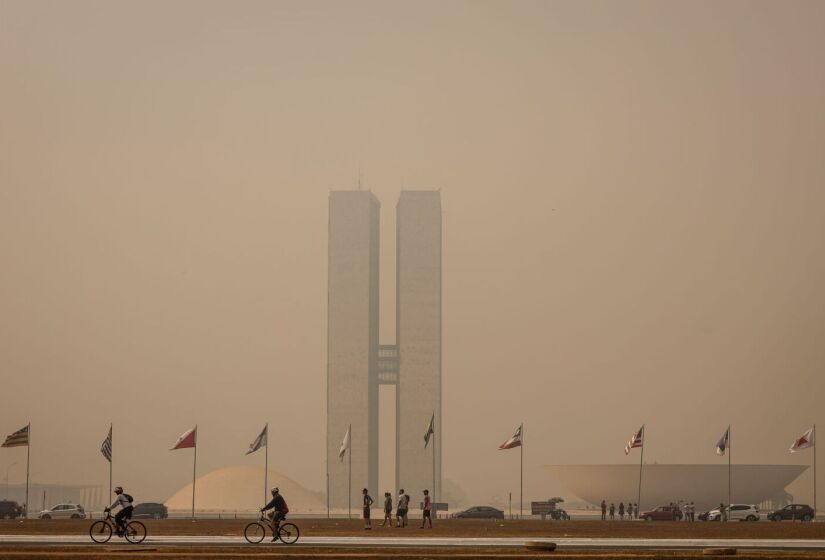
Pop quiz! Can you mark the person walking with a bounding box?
[601,500,607,521]
[396,489,409,528]
[618,502,625,520]
[420,490,433,528]
[362,488,374,530]
[381,492,393,527]
[609,503,615,520]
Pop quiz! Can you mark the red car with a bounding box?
[641,505,683,521]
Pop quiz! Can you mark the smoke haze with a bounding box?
[1,0,824,506]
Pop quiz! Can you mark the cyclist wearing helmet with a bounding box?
[104,487,134,537]
[261,487,288,541]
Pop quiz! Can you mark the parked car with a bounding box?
[767,504,814,522]
[451,506,504,519]
[0,500,24,519]
[132,502,168,519]
[640,505,683,521]
[38,504,85,519]
[703,504,759,522]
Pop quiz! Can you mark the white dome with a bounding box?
[165,465,325,513]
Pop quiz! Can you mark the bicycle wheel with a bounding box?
[89,520,112,544]
[124,520,147,544]
[279,523,299,544]
[244,522,266,544]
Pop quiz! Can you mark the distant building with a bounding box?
[327,190,442,511]
[547,464,807,510]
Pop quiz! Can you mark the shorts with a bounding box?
[423,510,431,518]
[397,508,408,517]
[267,511,286,522]
[363,507,371,519]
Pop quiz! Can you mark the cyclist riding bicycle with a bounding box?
[104,487,134,537]
[260,487,289,542]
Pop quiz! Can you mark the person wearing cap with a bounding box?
[104,487,134,537]
[261,487,288,542]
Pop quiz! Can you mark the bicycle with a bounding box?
[244,512,300,544]
[89,511,147,544]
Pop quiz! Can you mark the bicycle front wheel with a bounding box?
[279,523,299,544]
[89,520,112,544]
[125,520,147,544]
[244,522,266,544]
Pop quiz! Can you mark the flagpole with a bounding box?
[520,423,524,520]
[191,427,197,520]
[264,426,269,507]
[814,424,817,521]
[25,423,30,519]
[432,428,436,523]
[348,423,352,520]
[728,425,731,522]
[637,427,644,511]
[109,423,113,504]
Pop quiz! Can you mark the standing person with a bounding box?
[601,500,607,521]
[396,489,409,528]
[104,487,134,538]
[381,492,393,527]
[634,503,639,519]
[362,489,374,529]
[609,503,615,520]
[720,503,727,522]
[690,502,696,522]
[421,489,433,528]
[618,502,625,520]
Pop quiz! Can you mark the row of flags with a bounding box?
[2,422,815,459]
[619,424,816,456]
[95,423,271,462]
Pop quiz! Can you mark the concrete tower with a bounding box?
[327,190,441,512]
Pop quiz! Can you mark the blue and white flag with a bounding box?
[716,426,730,456]
[246,424,268,455]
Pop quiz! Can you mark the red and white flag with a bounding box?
[171,425,197,450]
[790,426,815,453]
[499,424,522,450]
[624,425,644,455]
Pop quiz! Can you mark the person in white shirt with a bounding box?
[104,487,134,536]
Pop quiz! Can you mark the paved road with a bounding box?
[3,535,825,550]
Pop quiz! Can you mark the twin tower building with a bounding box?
[326,190,442,511]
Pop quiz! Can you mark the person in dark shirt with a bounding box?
[261,487,288,542]
[362,488,374,529]
[381,492,393,527]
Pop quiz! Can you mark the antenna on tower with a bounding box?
[357,167,363,191]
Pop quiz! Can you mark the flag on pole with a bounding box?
[171,426,197,450]
[1,425,29,448]
[101,426,112,462]
[716,426,730,456]
[424,413,435,448]
[338,426,351,461]
[625,425,644,455]
[790,427,815,453]
[499,424,523,450]
[245,424,268,455]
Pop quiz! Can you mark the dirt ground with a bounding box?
[2,518,825,539]
[0,546,824,560]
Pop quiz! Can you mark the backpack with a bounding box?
[281,499,289,514]
[124,494,134,503]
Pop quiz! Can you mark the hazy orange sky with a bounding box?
[1,0,823,507]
